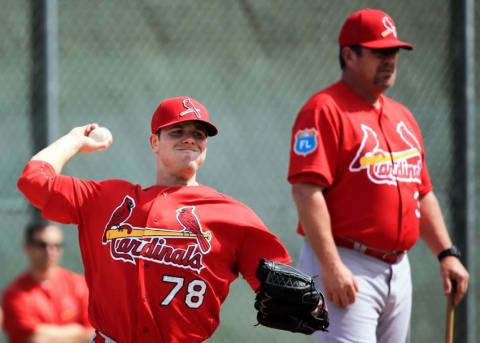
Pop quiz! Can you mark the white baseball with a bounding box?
[89,127,113,142]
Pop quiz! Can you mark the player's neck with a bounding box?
[30,266,58,282]
[155,173,198,187]
[342,75,383,106]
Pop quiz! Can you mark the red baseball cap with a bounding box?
[338,9,413,50]
[151,96,218,136]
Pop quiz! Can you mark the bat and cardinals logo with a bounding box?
[349,122,423,185]
[102,196,212,273]
[180,98,202,118]
[381,16,397,38]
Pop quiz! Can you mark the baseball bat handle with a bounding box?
[445,280,457,343]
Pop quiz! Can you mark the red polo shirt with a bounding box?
[2,267,91,343]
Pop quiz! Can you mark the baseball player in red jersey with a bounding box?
[17,96,295,343]
[288,9,469,343]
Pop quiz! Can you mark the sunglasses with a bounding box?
[28,239,64,250]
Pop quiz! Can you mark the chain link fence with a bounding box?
[1,1,477,342]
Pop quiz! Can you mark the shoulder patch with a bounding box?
[293,128,318,156]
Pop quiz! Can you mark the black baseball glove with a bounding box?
[254,258,329,335]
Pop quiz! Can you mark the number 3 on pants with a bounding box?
[160,275,207,308]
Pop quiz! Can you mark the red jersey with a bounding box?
[17,160,291,343]
[2,267,91,343]
[288,81,432,251]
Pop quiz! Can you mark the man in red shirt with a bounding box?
[288,8,469,343]
[2,221,94,343]
[16,96,307,342]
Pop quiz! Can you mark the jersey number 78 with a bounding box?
[160,275,207,308]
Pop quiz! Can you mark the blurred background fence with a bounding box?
[0,1,478,342]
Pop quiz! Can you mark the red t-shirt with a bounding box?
[2,267,91,343]
[288,81,432,251]
[17,161,291,343]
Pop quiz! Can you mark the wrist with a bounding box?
[437,245,461,262]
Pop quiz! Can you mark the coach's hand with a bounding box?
[321,262,358,308]
[440,256,469,306]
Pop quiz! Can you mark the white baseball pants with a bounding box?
[298,242,412,343]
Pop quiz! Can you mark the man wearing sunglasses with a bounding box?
[288,8,469,343]
[2,221,94,343]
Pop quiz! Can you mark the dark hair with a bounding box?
[339,45,363,69]
[25,220,53,243]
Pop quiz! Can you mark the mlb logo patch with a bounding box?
[294,128,318,156]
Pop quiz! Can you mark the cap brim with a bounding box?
[201,122,218,136]
[361,39,413,50]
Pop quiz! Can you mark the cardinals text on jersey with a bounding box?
[349,122,422,185]
[102,196,212,273]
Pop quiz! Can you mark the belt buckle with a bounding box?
[381,252,393,263]
[382,251,405,263]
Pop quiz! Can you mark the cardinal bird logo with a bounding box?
[102,195,136,243]
[176,206,211,253]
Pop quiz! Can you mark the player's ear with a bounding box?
[149,133,159,153]
[342,46,356,67]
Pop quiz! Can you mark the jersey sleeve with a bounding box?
[2,287,38,342]
[17,160,98,224]
[234,207,292,291]
[287,101,340,188]
[419,147,433,195]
